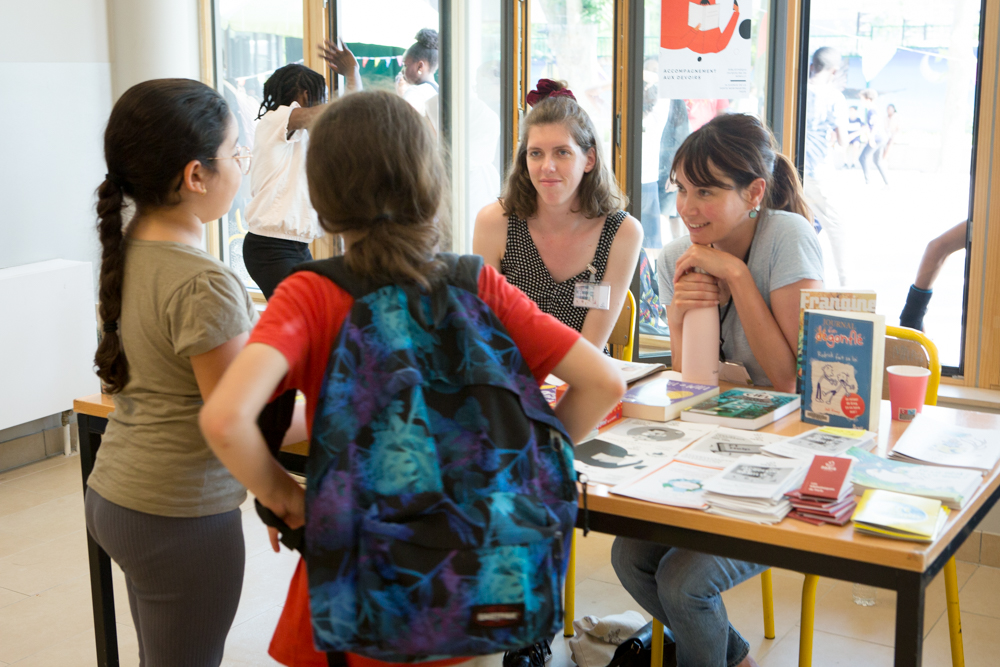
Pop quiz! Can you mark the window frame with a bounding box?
[197,0,1000,389]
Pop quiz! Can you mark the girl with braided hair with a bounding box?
[243,40,362,299]
[85,78,270,665]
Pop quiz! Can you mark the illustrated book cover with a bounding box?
[680,388,800,430]
[800,309,885,431]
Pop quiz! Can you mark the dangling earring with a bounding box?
[749,205,760,219]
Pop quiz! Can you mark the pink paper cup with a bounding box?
[887,365,931,422]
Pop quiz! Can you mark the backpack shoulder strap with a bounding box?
[293,257,383,300]
[293,254,484,301]
[437,252,483,294]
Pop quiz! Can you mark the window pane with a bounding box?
[339,1,440,127]
[459,1,503,252]
[214,0,304,291]
[636,0,772,360]
[529,0,615,152]
[804,1,980,369]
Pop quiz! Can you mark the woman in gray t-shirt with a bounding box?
[613,114,823,667]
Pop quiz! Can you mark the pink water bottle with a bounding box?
[681,305,720,386]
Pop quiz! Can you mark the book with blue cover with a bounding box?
[800,309,885,431]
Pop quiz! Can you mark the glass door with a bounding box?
[798,0,984,373]
[214,0,305,292]
[634,0,776,362]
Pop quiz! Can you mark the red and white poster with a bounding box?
[659,0,754,99]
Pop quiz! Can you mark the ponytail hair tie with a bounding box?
[372,213,392,224]
[105,173,124,189]
[526,79,576,107]
[102,321,119,334]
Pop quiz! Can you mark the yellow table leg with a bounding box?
[944,556,965,667]
[651,619,664,667]
[564,529,576,637]
[798,574,820,667]
[761,569,776,639]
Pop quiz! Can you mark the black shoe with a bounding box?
[502,639,552,667]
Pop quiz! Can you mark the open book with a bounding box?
[688,2,721,30]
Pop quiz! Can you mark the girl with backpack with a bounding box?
[200,90,626,667]
[84,78,264,666]
[473,79,643,350]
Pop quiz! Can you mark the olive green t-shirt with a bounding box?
[87,240,258,517]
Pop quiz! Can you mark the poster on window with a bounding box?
[658,0,754,99]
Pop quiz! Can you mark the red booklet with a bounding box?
[789,506,855,526]
[790,495,856,516]
[793,501,856,524]
[799,455,854,501]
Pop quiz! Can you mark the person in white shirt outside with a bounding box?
[242,40,362,300]
[803,46,850,287]
[399,29,439,120]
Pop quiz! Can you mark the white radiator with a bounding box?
[0,260,100,431]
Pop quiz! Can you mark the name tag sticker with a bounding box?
[573,281,611,309]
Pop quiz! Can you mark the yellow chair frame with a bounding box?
[795,327,962,667]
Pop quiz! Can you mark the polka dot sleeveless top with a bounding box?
[500,210,627,333]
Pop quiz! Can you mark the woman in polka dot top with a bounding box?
[474,79,643,349]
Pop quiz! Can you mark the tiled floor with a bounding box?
[1,455,999,666]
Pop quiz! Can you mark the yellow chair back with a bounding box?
[608,290,636,361]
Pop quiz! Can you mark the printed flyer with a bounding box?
[658,0,754,99]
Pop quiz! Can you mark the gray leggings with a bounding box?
[85,490,245,666]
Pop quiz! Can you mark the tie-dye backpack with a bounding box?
[295,253,577,662]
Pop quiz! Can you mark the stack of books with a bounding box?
[701,455,809,524]
[786,455,856,525]
[852,489,950,542]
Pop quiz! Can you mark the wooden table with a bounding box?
[581,403,1000,667]
[76,394,1000,667]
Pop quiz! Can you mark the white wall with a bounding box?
[0,1,113,281]
[106,0,200,100]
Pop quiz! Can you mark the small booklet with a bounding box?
[610,461,720,509]
[674,427,787,469]
[846,446,982,509]
[680,388,801,430]
[612,358,668,385]
[621,372,720,422]
[889,414,1000,474]
[852,489,949,542]
[702,455,809,501]
[763,426,876,460]
[799,455,855,501]
[573,418,717,487]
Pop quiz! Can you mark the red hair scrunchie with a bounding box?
[526,79,576,107]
